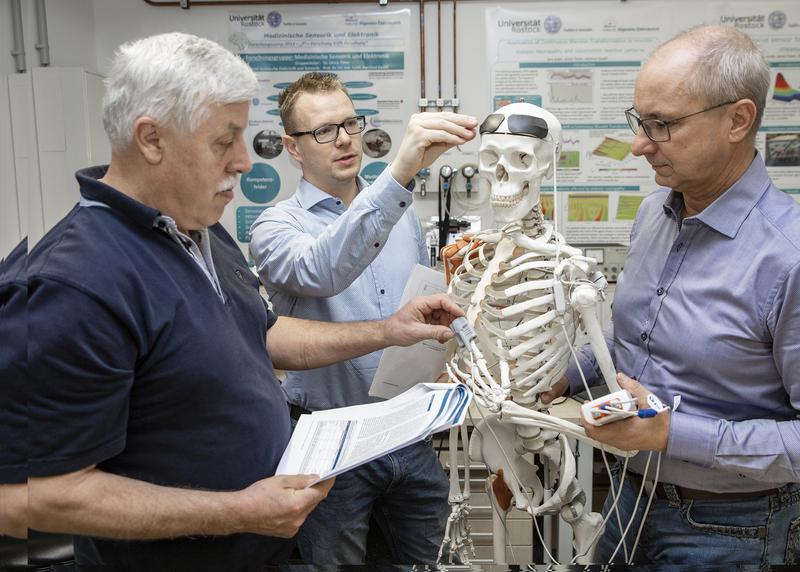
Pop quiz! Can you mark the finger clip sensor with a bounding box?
[450,316,476,349]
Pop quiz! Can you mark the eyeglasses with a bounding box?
[625,101,736,142]
[289,115,366,144]
[479,113,549,139]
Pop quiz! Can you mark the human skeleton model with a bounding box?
[437,103,634,565]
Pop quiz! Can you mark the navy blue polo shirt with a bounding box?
[0,238,28,484]
[27,167,293,571]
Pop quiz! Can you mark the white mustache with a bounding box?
[218,175,239,192]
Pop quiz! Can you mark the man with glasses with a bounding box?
[249,72,477,565]
[542,25,800,565]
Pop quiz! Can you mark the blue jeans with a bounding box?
[594,464,800,567]
[296,437,450,565]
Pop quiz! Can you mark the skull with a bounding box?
[478,103,562,223]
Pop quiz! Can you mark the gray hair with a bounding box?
[102,32,259,150]
[650,25,770,138]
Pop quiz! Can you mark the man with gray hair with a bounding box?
[22,32,464,571]
[543,25,800,565]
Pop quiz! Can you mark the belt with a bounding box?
[626,471,779,502]
[288,403,312,421]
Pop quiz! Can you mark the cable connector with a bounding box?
[553,280,567,316]
[450,316,476,349]
[589,270,608,291]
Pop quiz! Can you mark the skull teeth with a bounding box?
[491,184,530,208]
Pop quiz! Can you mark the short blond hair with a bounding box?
[278,72,350,133]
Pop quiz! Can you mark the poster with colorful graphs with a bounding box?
[720,3,800,197]
[773,73,800,103]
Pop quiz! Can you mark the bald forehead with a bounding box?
[644,40,702,79]
[635,43,702,113]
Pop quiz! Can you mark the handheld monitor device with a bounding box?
[581,389,636,426]
[581,389,667,426]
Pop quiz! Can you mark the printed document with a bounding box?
[369,264,449,399]
[277,383,472,485]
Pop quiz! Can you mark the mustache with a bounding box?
[217,175,239,192]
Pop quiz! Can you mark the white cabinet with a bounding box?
[6,67,109,248]
[0,73,21,256]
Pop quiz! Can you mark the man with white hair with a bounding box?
[544,25,800,565]
[22,33,463,571]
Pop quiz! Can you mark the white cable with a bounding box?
[552,142,561,268]
[558,291,655,565]
[628,452,662,563]
[561,321,595,401]
[608,452,655,562]
[570,454,630,564]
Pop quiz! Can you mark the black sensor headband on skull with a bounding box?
[479,113,550,139]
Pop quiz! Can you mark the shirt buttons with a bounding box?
[374,242,380,248]
[399,201,406,208]
[640,332,648,341]
[336,200,341,205]
[380,289,385,294]
[676,242,684,252]
[656,287,664,296]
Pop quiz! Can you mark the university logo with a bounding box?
[267,11,282,28]
[544,15,562,34]
[768,11,786,30]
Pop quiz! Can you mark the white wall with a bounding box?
[86,0,568,241]
[87,0,501,229]
[0,0,21,258]
[0,0,98,256]
[4,0,796,256]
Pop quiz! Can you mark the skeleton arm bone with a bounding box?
[502,401,637,458]
[571,283,620,393]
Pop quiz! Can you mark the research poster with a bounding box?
[487,2,800,244]
[225,7,415,258]
[486,5,673,244]
[711,3,800,194]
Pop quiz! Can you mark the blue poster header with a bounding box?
[520,61,640,68]
[242,52,404,71]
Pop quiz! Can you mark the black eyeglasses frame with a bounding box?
[290,115,367,144]
[625,101,737,143]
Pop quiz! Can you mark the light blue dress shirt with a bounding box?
[567,153,800,492]
[249,168,428,410]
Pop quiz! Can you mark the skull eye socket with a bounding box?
[479,149,499,170]
[512,152,533,169]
